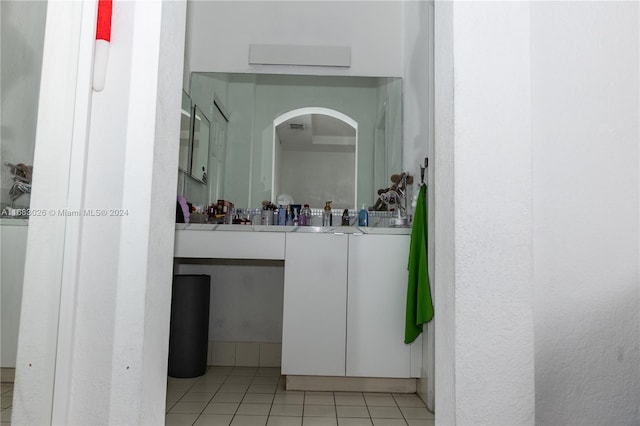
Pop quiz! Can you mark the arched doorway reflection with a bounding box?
[271,107,358,210]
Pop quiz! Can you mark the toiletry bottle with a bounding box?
[341,209,350,226]
[358,204,369,227]
[299,204,310,226]
[285,205,293,226]
[322,201,333,227]
[278,205,286,226]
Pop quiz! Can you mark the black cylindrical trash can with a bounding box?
[168,274,210,378]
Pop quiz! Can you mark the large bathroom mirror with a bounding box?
[189,73,402,209]
[179,90,192,172]
[190,105,210,184]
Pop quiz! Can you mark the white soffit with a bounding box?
[249,44,351,67]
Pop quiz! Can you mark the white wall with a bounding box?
[187,1,403,78]
[178,262,285,343]
[13,1,187,424]
[435,2,535,423]
[0,0,47,208]
[280,150,356,210]
[402,0,433,409]
[531,3,640,424]
[435,1,640,424]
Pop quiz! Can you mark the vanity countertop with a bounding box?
[174,224,411,259]
[175,223,411,235]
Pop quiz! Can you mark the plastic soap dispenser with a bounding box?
[322,201,333,227]
[358,204,369,227]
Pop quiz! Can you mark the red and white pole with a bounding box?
[93,0,112,91]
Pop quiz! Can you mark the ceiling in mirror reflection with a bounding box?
[276,114,356,153]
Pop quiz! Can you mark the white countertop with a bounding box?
[175,223,411,235]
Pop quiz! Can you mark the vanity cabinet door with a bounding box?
[282,233,348,376]
[346,234,411,378]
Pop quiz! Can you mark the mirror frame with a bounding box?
[179,90,193,173]
[190,104,211,184]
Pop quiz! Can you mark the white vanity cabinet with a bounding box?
[281,232,348,376]
[282,231,413,378]
[346,233,411,377]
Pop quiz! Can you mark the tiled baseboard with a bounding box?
[207,341,281,367]
[285,375,417,393]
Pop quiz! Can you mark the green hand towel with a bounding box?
[404,184,434,344]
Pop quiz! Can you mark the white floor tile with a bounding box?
[334,395,365,406]
[203,402,240,415]
[169,401,208,414]
[231,414,268,425]
[165,413,200,425]
[267,416,303,426]
[194,414,233,426]
[274,392,304,405]
[406,420,434,426]
[305,394,334,405]
[270,404,304,417]
[220,383,250,393]
[304,405,337,417]
[367,406,402,419]
[243,393,275,404]
[335,406,369,418]
[212,393,245,403]
[371,419,407,426]
[338,418,373,426]
[248,383,278,394]
[236,403,271,415]
[225,375,254,385]
[180,392,216,403]
[302,418,337,426]
[163,374,431,426]
[398,407,433,420]
[363,395,396,407]
[0,397,12,410]
[1,408,12,423]
[392,395,425,408]
[200,376,227,384]
[191,382,223,392]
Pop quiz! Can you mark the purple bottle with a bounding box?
[298,204,311,226]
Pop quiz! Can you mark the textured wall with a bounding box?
[531,2,640,424]
[187,1,403,77]
[434,2,536,423]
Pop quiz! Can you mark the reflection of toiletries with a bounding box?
[341,209,350,226]
[358,204,369,227]
[286,205,293,226]
[299,204,311,226]
[261,208,273,226]
[322,201,332,227]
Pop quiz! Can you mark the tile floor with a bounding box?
[0,367,435,425]
[1,382,12,425]
[165,366,435,426]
